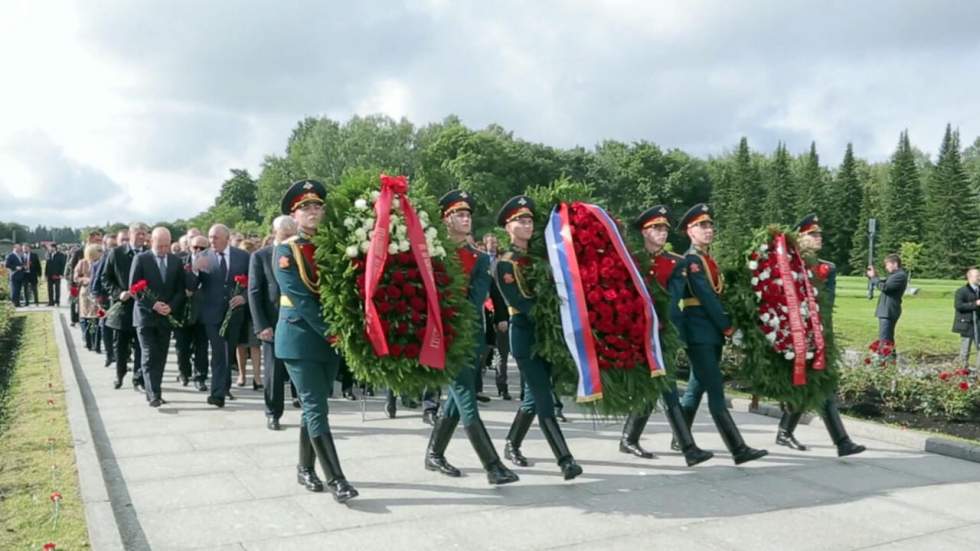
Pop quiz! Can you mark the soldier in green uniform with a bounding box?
[618,205,714,466]
[496,195,583,480]
[422,190,520,485]
[774,214,865,456]
[274,180,358,503]
[674,204,768,465]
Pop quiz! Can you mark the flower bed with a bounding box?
[313,170,475,395]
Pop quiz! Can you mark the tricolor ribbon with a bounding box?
[545,202,665,402]
[364,174,446,369]
[773,233,810,385]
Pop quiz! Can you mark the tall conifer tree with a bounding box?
[880,131,925,256]
[763,142,795,226]
[830,143,863,272]
[922,125,979,277]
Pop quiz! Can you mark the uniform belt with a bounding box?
[280,295,294,308]
[682,298,701,307]
[508,306,521,316]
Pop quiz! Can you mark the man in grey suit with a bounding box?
[130,227,186,407]
[193,224,250,408]
[867,253,909,345]
[249,216,297,430]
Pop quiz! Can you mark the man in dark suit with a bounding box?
[867,253,909,345]
[174,230,208,389]
[249,216,297,430]
[130,227,186,407]
[91,234,118,367]
[24,244,42,306]
[45,244,67,306]
[194,224,250,408]
[102,224,149,390]
[953,267,980,370]
[5,244,26,307]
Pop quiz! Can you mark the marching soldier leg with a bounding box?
[776,409,808,451]
[425,412,461,477]
[820,397,866,457]
[673,373,702,451]
[663,386,714,466]
[619,402,656,459]
[504,365,536,467]
[691,344,768,465]
[286,356,358,503]
[522,357,581,479]
[297,424,323,492]
[465,422,519,484]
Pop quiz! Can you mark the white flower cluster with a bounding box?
[342,193,446,260]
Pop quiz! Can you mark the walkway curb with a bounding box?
[54,313,126,550]
[730,397,980,465]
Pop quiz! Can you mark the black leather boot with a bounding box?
[665,402,714,466]
[465,423,519,485]
[776,411,808,451]
[296,425,323,492]
[821,400,866,457]
[504,409,535,467]
[540,416,583,480]
[309,432,359,503]
[712,409,768,465]
[425,415,461,477]
[619,413,655,459]
[384,392,397,418]
[670,406,697,451]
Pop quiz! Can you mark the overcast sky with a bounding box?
[1,0,978,227]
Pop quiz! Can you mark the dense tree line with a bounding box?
[0,222,79,244]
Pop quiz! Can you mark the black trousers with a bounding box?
[47,277,62,305]
[176,323,209,382]
[878,317,897,343]
[494,327,510,390]
[102,323,115,362]
[25,279,39,305]
[204,323,232,399]
[138,326,172,401]
[115,327,143,384]
[262,340,288,419]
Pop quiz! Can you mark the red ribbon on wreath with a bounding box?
[363,174,446,369]
[796,249,826,373]
[773,234,809,385]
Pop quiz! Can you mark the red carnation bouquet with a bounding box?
[130,279,182,328]
[219,274,248,337]
[568,204,650,371]
[746,231,826,385]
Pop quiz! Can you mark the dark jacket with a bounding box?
[4,252,26,282]
[953,284,980,337]
[45,251,66,279]
[26,252,42,282]
[872,268,909,320]
[101,245,142,329]
[194,247,250,326]
[248,246,280,336]
[129,251,186,328]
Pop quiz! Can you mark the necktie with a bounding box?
[219,252,227,280]
[157,255,167,283]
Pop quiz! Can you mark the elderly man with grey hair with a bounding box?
[249,215,298,429]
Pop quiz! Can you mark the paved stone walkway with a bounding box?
[57,311,980,550]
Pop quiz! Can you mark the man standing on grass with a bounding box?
[953,267,980,371]
[867,253,908,346]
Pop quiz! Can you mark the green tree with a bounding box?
[710,137,759,260]
[921,125,979,277]
[879,131,924,256]
[215,168,260,223]
[763,142,795,226]
[829,143,864,272]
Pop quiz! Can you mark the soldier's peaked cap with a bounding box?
[496,195,536,227]
[281,179,327,215]
[677,203,713,230]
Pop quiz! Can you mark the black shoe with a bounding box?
[104,357,113,368]
[670,406,697,452]
[619,413,656,459]
[422,410,436,426]
[253,379,263,391]
[113,377,123,389]
[309,432,358,503]
[384,395,397,419]
[476,393,491,403]
[342,389,357,401]
[776,411,808,451]
[712,409,768,465]
[664,402,713,467]
[149,399,162,408]
[556,411,569,423]
[297,425,323,492]
[178,374,189,386]
[464,423,519,485]
[207,396,225,408]
[292,398,301,409]
[540,416,582,480]
[267,417,282,431]
[425,415,461,477]
[499,391,512,401]
[226,392,236,401]
[195,381,208,392]
[504,409,535,467]
[820,399,866,457]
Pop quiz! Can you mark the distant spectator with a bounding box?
[953,267,980,370]
[867,253,909,346]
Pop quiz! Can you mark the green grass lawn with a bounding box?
[835,275,962,358]
[0,312,89,550]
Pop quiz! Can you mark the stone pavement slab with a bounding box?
[57,310,980,550]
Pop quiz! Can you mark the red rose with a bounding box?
[394,302,409,314]
[410,297,426,312]
[939,371,951,381]
[234,275,248,287]
[602,289,618,302]
[864,358,871,365]
[956,368,971,376]
[387,286,402,299]
[397,252,413,265]
[869,340,880,352]
[435,273,451,286]
[411,311,424,325]
[390,343,403,356]
[441,307,456,319]
[404,343,420,358]
[355,274,366,290]
[407,268,420,280]
[392,271,406,284]
[959,381,970,391]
